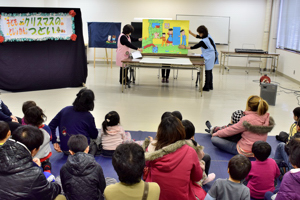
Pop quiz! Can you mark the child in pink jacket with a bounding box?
[211,95,275,157]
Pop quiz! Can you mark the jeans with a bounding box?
[273,142,293,170]
[211,136,239,155]
[162,67,170,79]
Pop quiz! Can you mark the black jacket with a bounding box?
[0,139,61,200]
[60,152,106,200]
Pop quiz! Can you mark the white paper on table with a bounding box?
[132,51,143,59]
[140,57,192,65]
[193,53,202,56]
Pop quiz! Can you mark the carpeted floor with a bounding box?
[50,131,281,191]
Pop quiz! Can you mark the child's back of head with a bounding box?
[287,138,300,168]
[22,101,37,115]
[161,112,172,121]
[182,119,195,140]
[24,106,46,127]
[171,111,182,121]
[228,154,251,181]
[252,141,271,161]
[293,107,300,121]
[67,134,89,154]
[102,111,120,134]
[0,121,10,144]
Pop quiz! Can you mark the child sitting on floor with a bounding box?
[101,111,142,157]
[21,100,37,125]
[204,154,251,200]
[0,121,10,145]
[24,106,52,172]
[205,110,244,134]
[275,107,300,143]
[274,118,300,171]
[265,138,300,200]
[182,119,215,186]
[245,141,280,199]
[60,134,106,200]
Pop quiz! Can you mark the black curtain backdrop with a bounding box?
[0,7,87,92]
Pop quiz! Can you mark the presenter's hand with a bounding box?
[138,38,143,41]
[189,30,193,35]
[178,45,186,49]
[138,48,143,52]
[33,158,41,167]
[54,143,62,152]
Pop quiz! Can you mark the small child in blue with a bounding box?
[166,28,173,46]
[180,29,187,46]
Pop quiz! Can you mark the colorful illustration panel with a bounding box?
[88,22,121,49]
[142,19,189,54]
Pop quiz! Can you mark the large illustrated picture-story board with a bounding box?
[142,19,189,54]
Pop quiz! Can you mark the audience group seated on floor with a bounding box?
[0,89,300,200]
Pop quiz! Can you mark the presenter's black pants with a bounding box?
[162,66,170,79]
[119,67,129,84]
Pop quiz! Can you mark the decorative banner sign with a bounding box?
[0,11,76,43]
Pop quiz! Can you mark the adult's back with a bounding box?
[0,139,61,200]
[49,88,98,152]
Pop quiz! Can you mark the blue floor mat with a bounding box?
[50,131,280,187]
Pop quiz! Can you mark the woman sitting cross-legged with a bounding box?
[143,115,206,200]
[211,95,275,157]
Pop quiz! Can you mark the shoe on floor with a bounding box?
[203,173,216,185]
[162,78,166,83]
[166,79,169,83]
[203,87,210,91]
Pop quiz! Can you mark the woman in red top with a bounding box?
[144,115,206,200]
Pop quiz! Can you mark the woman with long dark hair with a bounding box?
[49,88,98,155]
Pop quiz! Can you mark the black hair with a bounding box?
[293,107,300,120]
[12,125,43,152]
[73,88,95,112]
[161,111,172,121]
[123,24,134,35]
[180,29,184,32]
[196,25,208,38]
[102,111,120,135]
[24,106,46,126]
[172,111,182,121]
[252,141,271,161]
[112,143,145,185]
[22,101,37,114]
[168,28,173,31]
[68,134,89,153]
[288,138,300,168]
[0,121,10,140]
[162,33,166,35]
[182,119,195,140]
[228,154,251,181]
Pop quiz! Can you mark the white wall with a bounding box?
[42,0,267,65]
[1,0,268,67]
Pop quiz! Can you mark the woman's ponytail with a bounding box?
[257,98,269,116]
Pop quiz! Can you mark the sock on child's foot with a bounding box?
[203,173,216,185]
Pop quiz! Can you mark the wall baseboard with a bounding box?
[276,71,300,85]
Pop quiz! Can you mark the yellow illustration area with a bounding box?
[142,19,189,44]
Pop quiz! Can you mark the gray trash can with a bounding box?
[260,83,277,106]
